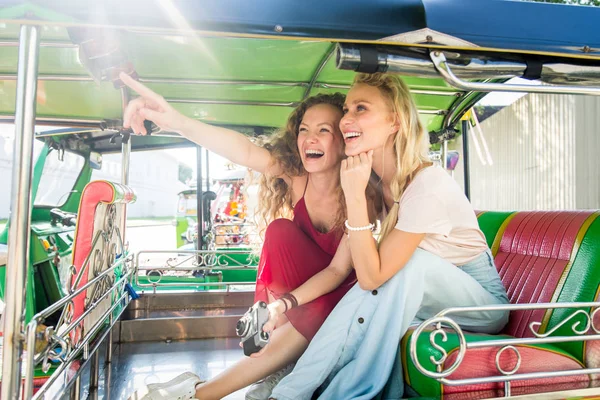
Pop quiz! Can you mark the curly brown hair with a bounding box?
[255,93,346,239]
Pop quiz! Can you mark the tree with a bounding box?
[178,164,193,185]
[522,0,600,5]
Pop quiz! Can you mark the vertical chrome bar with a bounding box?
[90,351,100,390]
[504,380,511,397]
[107,87,131,364]
[461,120,471,200]
[1,24,40,400]
[106,308,114,363]
[23,320,38,400]
[104,355,113,400]
[443,140,449,170]
[121,88,131,186]
[196,147,205,250]
[70,375,81,400]
[205,148,210,193]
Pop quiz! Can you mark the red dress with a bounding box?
[254,197,357,341]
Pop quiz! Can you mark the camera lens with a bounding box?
[236,319,247,337]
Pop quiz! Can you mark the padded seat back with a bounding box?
[477,210,600,364]
[68,180,135,344]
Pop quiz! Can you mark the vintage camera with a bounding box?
[236,301,270,356]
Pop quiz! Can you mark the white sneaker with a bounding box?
[128,372,203,400]
[245,364,295,400]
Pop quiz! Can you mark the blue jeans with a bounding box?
[270,248,509,400]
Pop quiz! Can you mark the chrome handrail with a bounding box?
[134,249,258,292]
[409,301,600,397]
[430,51,600,96]
[24,265,133,399]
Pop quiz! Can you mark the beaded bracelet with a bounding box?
[344,219,375,232]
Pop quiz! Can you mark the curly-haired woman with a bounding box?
[120,73,366,400]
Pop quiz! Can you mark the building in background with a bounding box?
[451,93,600,211]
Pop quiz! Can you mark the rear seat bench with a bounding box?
[395,211,600,399]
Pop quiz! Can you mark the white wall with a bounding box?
[450,93,599,211]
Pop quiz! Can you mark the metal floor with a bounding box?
[79,338,248,400]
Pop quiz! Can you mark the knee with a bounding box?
[264,219,300,243]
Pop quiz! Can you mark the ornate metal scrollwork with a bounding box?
[409,316,467,379]
[104,203,116,238]
[495,345,522,376]
[529,309,592,338]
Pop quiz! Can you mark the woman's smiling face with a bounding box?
[297,103,345,173]
[340,83,398,156]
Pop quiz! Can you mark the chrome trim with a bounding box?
[431,51,600,96]
[0,72,309,87]
[27,266,133,400]
[409,301,600,391]
[135,249,258,292]
[315,83,461,97]
[141,77,307,87]
[0,74,93,81]
[304,44,336,100]
[0,115,104,127]
[1,25,40,400]
[0,40,77,48]
[166,98,298,107]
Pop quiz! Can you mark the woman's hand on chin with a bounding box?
[341,150,373,204]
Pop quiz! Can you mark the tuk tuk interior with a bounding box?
[0,1,599,399]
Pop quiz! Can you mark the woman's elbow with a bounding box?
[357,276,380,291]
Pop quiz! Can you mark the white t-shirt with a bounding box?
[394,166,488,265]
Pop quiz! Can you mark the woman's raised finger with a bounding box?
[122,97,146,129]
[120,72,165,104]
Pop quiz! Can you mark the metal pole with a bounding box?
[196,147,205,250]
[1,25,40,400]
[461,120,471,200]
[70,375,81,400]
[89,351,100,390]
[442,139,448,170]
[103,355,113,400]
[106,88,131,365]
[205,148,210,193]
[120,88,131,186]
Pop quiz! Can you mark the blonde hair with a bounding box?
[255,93,347,239]
[353,73,431,243]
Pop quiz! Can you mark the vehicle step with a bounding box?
[119,314,243,342]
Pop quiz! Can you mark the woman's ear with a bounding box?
[389,115,400,135]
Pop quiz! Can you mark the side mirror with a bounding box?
[89,152,103,170]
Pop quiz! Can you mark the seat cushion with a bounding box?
[401,327,589,399]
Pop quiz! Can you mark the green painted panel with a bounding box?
[0,80,122,119]
[0,47,86,75]
[171,103,295,127]
[309,87,455,113]
[145,83,305,103]
[125,36,332,82]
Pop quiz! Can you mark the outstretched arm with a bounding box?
[120,72,280,177]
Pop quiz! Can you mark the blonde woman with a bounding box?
[120,73,360,400]
[269,73,509,400]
